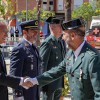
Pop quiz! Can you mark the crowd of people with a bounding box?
[0,16,100,100]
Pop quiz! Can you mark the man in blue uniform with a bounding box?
[10,20,42,100]
[0,21,33,100]
[40,17,66,100]
[25,18,100,100]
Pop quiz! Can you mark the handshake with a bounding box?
[21,77,38,89]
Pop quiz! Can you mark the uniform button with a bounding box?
[56,56,58,59]
[72,96,74,99]
[72,88,74,91]
[71,73,74,77]
[72,80,74,83]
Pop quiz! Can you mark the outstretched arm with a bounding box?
[0,73,33,89]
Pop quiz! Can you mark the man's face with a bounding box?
[63,30,71,44]
[0,25,8,44]
[63,30,75,49]
[26,29,38,43]
[50,24,62,37]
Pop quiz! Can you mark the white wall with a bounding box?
[74,0,83,9]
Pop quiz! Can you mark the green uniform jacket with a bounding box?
[37,41,100,100]
[40,35,66,92]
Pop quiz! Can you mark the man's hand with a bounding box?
[21,77,34,89]
[24,77,39,86]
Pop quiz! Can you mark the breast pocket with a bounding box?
[66,61,72,74]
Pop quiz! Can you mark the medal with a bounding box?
[56,56,58,59]
[31,65,34,70]
[79,69,82,81]
[53,46,57,48]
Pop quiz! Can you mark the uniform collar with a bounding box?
[23,37,32,46]
[73,41,85,58]
[50,34,59,42]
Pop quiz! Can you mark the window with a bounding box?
[57,0,64,10]
[49,1,53,5]
[43,2,47,4]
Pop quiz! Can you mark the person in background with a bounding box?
[40,17,66,100]
[25,18,100,100]
[0,21,33,100]
[10,20,42,100]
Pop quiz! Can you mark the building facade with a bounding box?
[10,0,90,15]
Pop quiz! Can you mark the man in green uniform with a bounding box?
[25,18,100,100]
[40,17,66,100]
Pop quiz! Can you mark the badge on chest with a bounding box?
[31,64,34,70]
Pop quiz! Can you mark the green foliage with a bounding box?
[72,2,95,21]
[16,7,55,21]
[0,5,5,15]
[41,10,55,20]
[95,8,100,16]
[62,75,70,96]
[0,0,14,19]
[96,0,100,8]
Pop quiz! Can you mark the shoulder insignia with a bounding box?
[53,46,57,48]
[48,39,54,46]
[24,43,29,47]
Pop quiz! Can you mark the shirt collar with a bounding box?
[74,41,85,58]
[23,37,32,46]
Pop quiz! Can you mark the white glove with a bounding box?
[24,78,39,86]
[13,96,24,100]
[19,77,29,89]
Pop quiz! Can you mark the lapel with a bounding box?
[71,42,87,73]
[60,40,66,58]
[21,39,39,58]
[21,39,35,55]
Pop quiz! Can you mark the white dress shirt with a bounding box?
[73,41,85,61]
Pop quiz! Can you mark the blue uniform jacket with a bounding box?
[10,39,42,100]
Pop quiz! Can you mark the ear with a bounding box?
[22,30,27,34]
[71,32,76,40]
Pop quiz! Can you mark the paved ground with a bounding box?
[5,58,71,100]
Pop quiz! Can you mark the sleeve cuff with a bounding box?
[32,78,39,85]
[19,77,23,86]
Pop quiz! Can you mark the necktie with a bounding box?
[32,44,38,57]
[73,53,75,64]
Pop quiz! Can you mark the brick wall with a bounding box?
[83,0,89,2]
[16,0,37,12]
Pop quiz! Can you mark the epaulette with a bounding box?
[47,38,54,46]
[86,47,97,57]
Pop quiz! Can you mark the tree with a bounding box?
[16,8,55,21]
[96,0,100,8]
[72,2,95,21]
[95,0,100,16]
[0,0,15,19]
[64,0,71,21]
